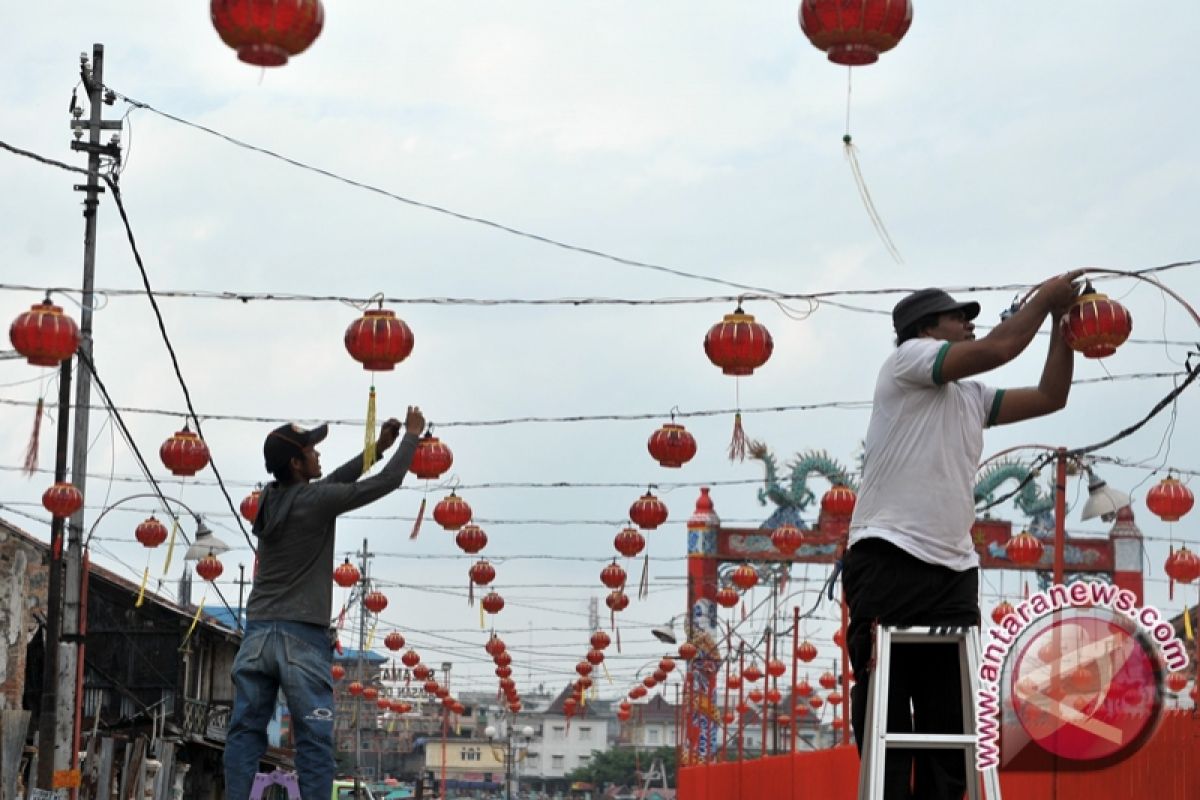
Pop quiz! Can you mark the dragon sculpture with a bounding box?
[973,458,1056,539]
[749,441,858,529]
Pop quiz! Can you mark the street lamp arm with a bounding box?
[83,492,202,547]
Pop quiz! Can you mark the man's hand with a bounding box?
[1037,269,1085,315]
[404,405,426,436]
[375,417,402,456]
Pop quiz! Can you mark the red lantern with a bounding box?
[160,426,210,477]
[600,561,627,589]
[643,675,658,689]
[743,662,763,683]
[331,664,345,681]
[576,661,593,678]
[678,642,698,661]
[401,649,420,667]
[766,658,786,679]
[629,685,647,699]
[659,658,676,674]
[722,711,736,725]
[796,640,818,662]
[333,559,360,588]
[606,590,630,612]
[434,491,473,530]
[239,489,261,523]
[731,564,758,590]
[809,697,824,710]
[494,651,513,668]
[499,678,516,693]
[469,559,496,586]
[703,305,774,376]
[495,666,512,679]
[617,708,631,722]
[1165,546,1200,584]
[647,422,697,468]
[455,524,488,555]
[796,679,813,698]
[1146,476,1195,522]
[652,668,667,684]
[819,671,837,690]
[828,690,844,705]
[364,590,388,614]
[770,524,804,556]
[395,701,412,714]
[587,649,605,666]
[8,299,79,367]
[614,527,646,558]
[590,630,611,651]
[486,634,507,657]
[727,674,742,690]
[715,586,740,608]
[508,701,522,713]
[385,632,405,651]
[1061,288,1133,359]
[778,714,792,727]
[747,689,764,704]
[833,628,845,648]
[795,705,809,717]
[798,0,913,66]
[196,554,223,582]
[821,485,857,517]
[347,681,363,696]
[363,686,379,701]
[41,482,83,518]
[1166,672,1189,694]
[1006,531,1044,566]
[411,432,454,480]
[135,516,168,548]
[766,688,782,705]
[412,663,431,680]
[629,491,669,530]
[211,0,325,67]
[423,680,439,694]
[991,601,1015,625]
[481,591,505,615]
[343,305,413,371]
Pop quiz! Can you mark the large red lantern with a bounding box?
[135,516,169,548]
[433,491,473,530]
[766,658,786,679]
[678,642,698,661]
[991,601,1015,625]
[1146,476,1194,523]
[799,0,913,66]
[481,591,505,615]
[629,490,669,530]
[819,671,837,690]
[342,305,414,371]
[331,664,345,681]
[821,485,857,517]
[703,305,774,376]
[796,640,818,663]
[333,559,360,588]
[363,686,379,701]
[411,433,454,479]
[1166,672,1189,694]
[385,631,405,651]
[1006,531,1044,566]
[743,662,763,683]
[600,561,627,589]
[469,559,496,586]
[614,527,645,558]
[239,489,261,524]
[796,679,813,698]
[412,663,431,679]
[1060,287,1133,359]
[587,649,605,666]
[364,590,388,614]
[576,661,594,678]
[347,681,364,696]
[726,674,742,690]
[495,665,513,679]
[196,554,224,582]
[715,586,740,608]
[401,649,420,667]
[606,590,630,612]
[486,634,507,657]
[747,689,764,704]
[211,0,325,67]
[647,422,697,468]
[160,426,210,477]
[629,685,647,700]
[41,482,83,518]
[659,657,676,674]
[731,564,758,590]
[828,690,844,705]
[9,298,79,367]
[590,630,611,651]
[455,524,488,554]
[771,524,804,555]
[1165,546,1200,584]
[493,651,513,668]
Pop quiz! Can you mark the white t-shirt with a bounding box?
[849,338,1004,571]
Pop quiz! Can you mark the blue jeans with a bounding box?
[224,620,335,800]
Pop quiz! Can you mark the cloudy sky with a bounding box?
[3,3,1199,707]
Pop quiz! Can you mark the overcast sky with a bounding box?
[3,3,1199,705]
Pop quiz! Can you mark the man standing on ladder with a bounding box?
[844,272,1081,799]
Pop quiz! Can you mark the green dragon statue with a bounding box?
[973,458,1056,539]
[749,441,858,528]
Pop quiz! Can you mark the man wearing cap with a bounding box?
[844,273,1081,799]
[224,406,425,800]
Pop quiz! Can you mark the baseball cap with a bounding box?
[892,288,980,334]
[263,422,329,474]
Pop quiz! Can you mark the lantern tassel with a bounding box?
[843,133,903,264]
[409,495,426,540]
[135,566,149,608]
[479,602,485,630]
[363,385,378,473]
[1184,604,1193,642]
[638,552,650,600]
[728,412,747,463]
[468,577,475,607]
[22,397,43,476]
[1169,544,1175,601]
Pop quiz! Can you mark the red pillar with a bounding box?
[684,488,721,764]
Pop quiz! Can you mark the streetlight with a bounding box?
[485,720,534,800]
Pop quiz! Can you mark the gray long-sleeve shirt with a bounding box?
[245,432,419,627]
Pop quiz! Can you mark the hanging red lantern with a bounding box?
[485,634,507,657]
[333,559,360,588]
[606,590,630,612]
[375,697,390,711]
[494,652,513,668]
[239,489,261,523]
[736,702,749,716]
[1166,672,1189,694]
[828,690,844,705]
[617,708,631,722]
[384,631,405,651]
[196,554,223,582]
[810,696,824,710]
[991,601,1015,625]
[590,630,611,651]
[1146,475,1194,522]
[731,564,758,590]
[743,662,763,683]
[629,490,669,530]
[647,422,697,468]
[642,675,658,689]
[499,677,516,693]
[347,681,364,696]
[455,524,488,554]
[766,658,786,679]
[770,524,804,556]
[469,559,496,586]
[652,668,668,683]
[481,591,505,615]
[1060,286,1133,359]
[331,664,345,681]
[795,705,809,717]
[821,485,857,517]
[412,663,431,680]
[796,640,818,662]
[135,516,168,548]
[704,305,774,376]
[8,298,80,367]
[210,0,325,67]
[495,665,512,679]
[796,679,813,698]
[765,688,782,705]
[562,697,578,717]
[778,714,792,727]
[411,432,454,479]
[1165,546,1200,584]
[629,685,648,700]
[614,527,646,558]
[423,680,439,694]
[575,661,593,678]
[508,701,522,713]
[364,590,388,614]
[435,687,450,700]
[342,304,414,371]
[659,657,676,674]
[726,674,742,690]
[600,561,627,589]
[678,642,698,661]
[587,648,605,666]
[715,586,740,608]
[160,426,210,477]
[722,711,736,725]
[41,482,83,518]
[747,689,764,704]
[1006,531,1044,566]
[433,491,473,530]
[798,0,913,66]
[819,671,837,690]
[833,628,846,648]
[396,701,413,714]
[363,686,379,701]
[401,649,420,667]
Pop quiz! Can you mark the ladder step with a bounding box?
[884,733,978,749]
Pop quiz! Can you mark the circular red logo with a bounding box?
[1008,609,1162,762]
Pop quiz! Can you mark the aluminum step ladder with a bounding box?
[248,769,301,800]
[857,625,1002,800]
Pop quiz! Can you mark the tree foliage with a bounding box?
[564,746,677,789]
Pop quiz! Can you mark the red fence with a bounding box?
[678,711,1200,800]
